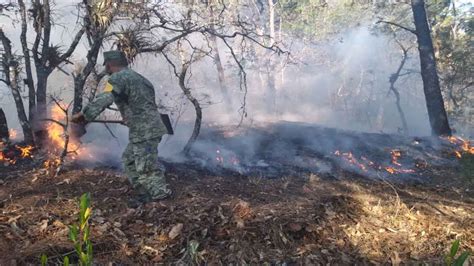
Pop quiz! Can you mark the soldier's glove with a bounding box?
[71,112,86,124]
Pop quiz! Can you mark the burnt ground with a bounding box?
[0,124,473,264]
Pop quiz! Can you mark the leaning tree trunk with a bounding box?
[180,63,202,155]
[72,35,103,114]
[0,108,9,142]
[411,0,452,136]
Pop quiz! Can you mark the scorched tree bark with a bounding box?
[411,0,452,136]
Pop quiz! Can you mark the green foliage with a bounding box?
[40,254,48,266]
[41,193,93,265]
[429,1,474,128]
[445,239,470,266]
[278,0,374,39]
[69,192,93,266]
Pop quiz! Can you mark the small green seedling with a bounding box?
[445,239,470,266]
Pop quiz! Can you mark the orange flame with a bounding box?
[43,157,61,169]
[385,167,396,174]
[391,150,402,166]
[446,136,474,158]
[334,149,415,175]
[46,105,80,153]
[334,150,368,172]
[16,145,34,158]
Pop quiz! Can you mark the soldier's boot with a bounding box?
[150,184,172,200]
[137,174,172,201]
[127,185,153,208]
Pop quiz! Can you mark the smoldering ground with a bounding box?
[0,4,467,181]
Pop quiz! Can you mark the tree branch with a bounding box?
[377,20,417,35]
[58,27,86,63]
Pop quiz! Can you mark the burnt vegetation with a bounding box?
[0,0,473,264]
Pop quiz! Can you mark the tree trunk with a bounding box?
[209,35,232,111]
[72,36,103,114]
[35,69,49,118]
[208,5,232,111]
[9,65,35,144]
[18,0,36,123]
[389,43,410,135]
[0,108,9,142]
[411,0,452,136]
[0,29,35,144]
[180,63,202,155]
[267,0,277,114]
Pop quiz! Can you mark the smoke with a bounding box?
[0,1,455,177]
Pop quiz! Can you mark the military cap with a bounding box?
[103,50,128,65]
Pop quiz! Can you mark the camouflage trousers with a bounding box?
[122,137,171,200]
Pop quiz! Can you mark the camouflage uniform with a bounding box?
[82,55,171,200]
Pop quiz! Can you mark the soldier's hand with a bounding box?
[71,112,86,124]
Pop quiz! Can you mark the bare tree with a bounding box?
[0,29,35,144]
[106,1,286,153]
[388,39,410,135]
[18,0,36,122]
[72,0,116,114]
[30,0,85,129]
[378,0,453,136]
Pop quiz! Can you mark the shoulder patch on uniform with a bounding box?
[104,82,113,92]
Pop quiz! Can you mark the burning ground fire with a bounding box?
[0,143,34,166]
[446,136,474,158]
[0,129,34,166]
[0,104,89,168]
[333,136,474,176]
[333,149,415,175]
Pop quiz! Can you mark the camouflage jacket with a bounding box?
[83,68,167,143]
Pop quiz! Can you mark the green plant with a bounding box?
[40,254,48,266]
[67,192,93,266]
[42,193,93,265]
[445,239,470,266]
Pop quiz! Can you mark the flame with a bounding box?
[46,105,80,153]
[391,150,402,166]
[0,141,33,165]
[446,136,474,158]
[16,145,34,158]
[334,150,368,172]
[334,149,415,175]
[0,150,16,165]
[43,157,61,169]
[385,167,396,174]
[215,148,240,166]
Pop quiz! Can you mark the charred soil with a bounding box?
[0,124,473,264]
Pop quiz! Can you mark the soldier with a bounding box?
[72,50,172,203]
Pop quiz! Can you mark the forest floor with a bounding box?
[0,124,473,264]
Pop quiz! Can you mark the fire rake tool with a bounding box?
[71,114,174,139]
